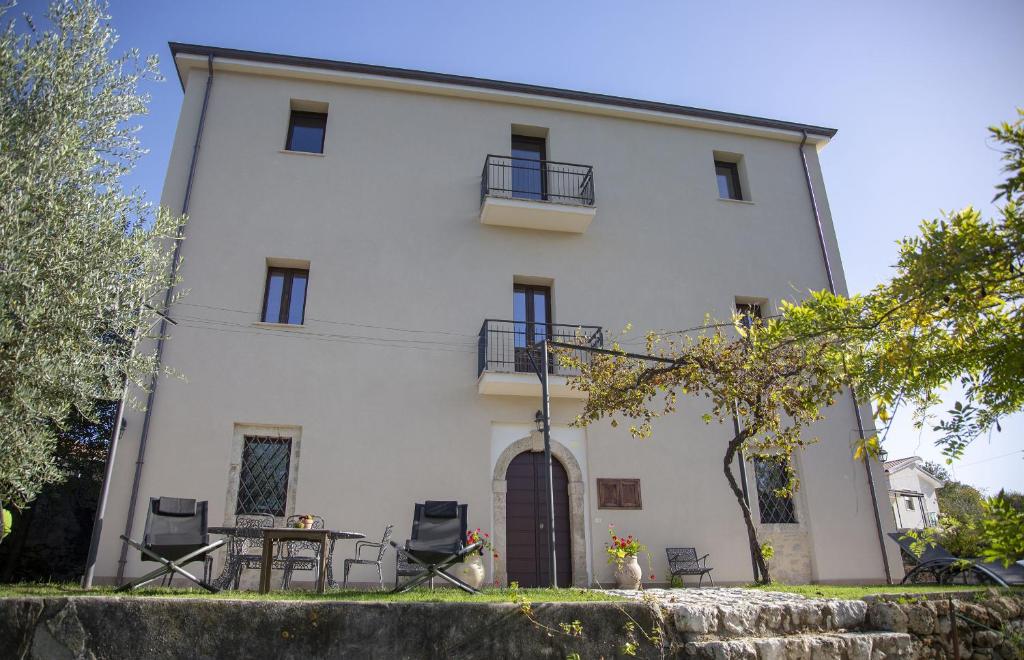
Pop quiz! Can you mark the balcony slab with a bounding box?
[480,196,596,233]
[477,371,588,399]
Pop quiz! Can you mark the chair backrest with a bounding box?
[376,524,395,562]
[141,497,209,562]
[235,513,275,552]
[887,531,955,564]
[410,501,467,547]
[284,514,325,554]
[666,547,699,570]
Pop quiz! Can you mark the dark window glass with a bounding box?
[511,135,546,200]
[236,436,291,516]
[754,457,797,524]
[905,497,916,511]
[262,267,309,324]
[735,301,762,328]
[285,111,327,153]
[715,161,742,200]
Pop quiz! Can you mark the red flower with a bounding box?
[650,574,656,580]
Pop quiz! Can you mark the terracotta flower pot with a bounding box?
[614,555,643,589]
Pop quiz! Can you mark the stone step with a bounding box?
[680,631,915,659]
[666,597,869,639]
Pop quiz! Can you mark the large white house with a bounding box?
[94,43,904,587]
[884,456,944,530]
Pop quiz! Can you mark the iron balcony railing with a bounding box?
[481,155,595,207]
[477,319,604,378]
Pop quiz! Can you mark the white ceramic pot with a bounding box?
[615,555,643,589]
[453,553,486,589]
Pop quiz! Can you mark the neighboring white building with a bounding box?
[884,456,944,530]
[93,43,905,587]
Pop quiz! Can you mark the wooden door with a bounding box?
[505,451,572,587]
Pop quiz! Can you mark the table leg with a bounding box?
[317,538,328,594]
[260,537,274,594]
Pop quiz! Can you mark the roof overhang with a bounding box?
[169,43,838,147]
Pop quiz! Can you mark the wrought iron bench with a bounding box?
[666,547,714,587]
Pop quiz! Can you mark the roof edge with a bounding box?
[168,42,838,139]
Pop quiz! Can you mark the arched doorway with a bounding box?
[505,451,572,587]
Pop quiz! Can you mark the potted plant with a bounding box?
[606,525,648,589]
[295,514,315,529]
[453,528,497,590]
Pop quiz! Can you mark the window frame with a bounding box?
[715,160,743,200]
[753,457,798,524]
[596,478,642,510]
[235,435,292,517]
[285,110,328,154]
[261,267,309,325]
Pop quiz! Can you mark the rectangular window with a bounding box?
[715,161,743,200]
[596,478,642,509]
[735,301,763,327]
[236,436,292,516]
[262,267,308,325]
[285,111,327,153]
[754,457,797,524]
[513,283,552,373]
[905,496,916,511]
[511,135,546,201]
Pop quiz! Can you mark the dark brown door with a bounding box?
[506,451,572,587]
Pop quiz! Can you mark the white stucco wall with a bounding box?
[93,57,903,587]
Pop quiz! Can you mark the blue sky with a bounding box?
[22,0,1023,491]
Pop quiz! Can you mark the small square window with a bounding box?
[905,496,916,511]
[735,301,763,328]
[285,111,327,153]
[262,267,308,324]
[715,161,744,200]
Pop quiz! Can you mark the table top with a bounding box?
[209,526,365,540]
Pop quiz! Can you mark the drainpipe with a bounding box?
[798,130,893,584]
[115,55,215,583]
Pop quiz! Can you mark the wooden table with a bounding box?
[207,526,365,592]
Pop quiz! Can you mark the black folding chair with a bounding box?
[118,497,225,593]
[389,501,481,594]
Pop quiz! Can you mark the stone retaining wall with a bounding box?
[866,593,1024,659]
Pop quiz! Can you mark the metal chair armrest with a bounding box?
[355,541,383,559]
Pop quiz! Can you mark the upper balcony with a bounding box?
[479,155,596,233]
[476,319,603,398]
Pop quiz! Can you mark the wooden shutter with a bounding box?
[596,478,642,510]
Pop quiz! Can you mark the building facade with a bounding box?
[94,43,904,587]
[885,456,943,530]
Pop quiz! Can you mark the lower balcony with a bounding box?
[476,320,603,398]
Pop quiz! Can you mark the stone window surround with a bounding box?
[225,423,302,527]
[491,432,588,588]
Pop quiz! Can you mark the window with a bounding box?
[735,301,763,328]
[715,160,743,200]
[905,496,916,511]
[754,457,797,524]
[236,436,292,516]
[596,478,642,509]
[262,267,308,324]
[511,135,546,200]
[513,283,552,373]
[285,111,327,153]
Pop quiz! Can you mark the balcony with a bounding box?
[479,155,596,233]
[476,319,603,398]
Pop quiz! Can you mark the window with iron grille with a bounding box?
[236,436,292,516]
[754,457,797,524]
[735,301,763,328]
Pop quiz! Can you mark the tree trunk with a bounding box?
[723,436,771,583]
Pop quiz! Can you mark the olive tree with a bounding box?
[0,0,183,507]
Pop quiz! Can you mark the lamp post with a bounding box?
[528,341,558,588]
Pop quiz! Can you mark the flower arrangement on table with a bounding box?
[466,528,499,559]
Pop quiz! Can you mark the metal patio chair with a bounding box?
[228,513,275,589]
[390,501,481,593]
[889,531,1023,587]
[117,497,225,593]
[666,547,714,587]
[281,514,326,589]
[343,524,393,589]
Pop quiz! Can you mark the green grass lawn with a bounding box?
[0,582,623,603]
[747,583,1023,600]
